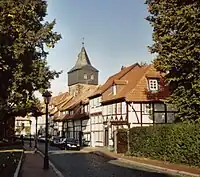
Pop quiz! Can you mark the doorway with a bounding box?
[104,128,109,146]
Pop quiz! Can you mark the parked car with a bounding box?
[38,135,46,142]
[50,136,61,146]
[59,138,80,150]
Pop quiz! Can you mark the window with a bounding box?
[113,85,117,95]
[81,106,84,113]
[97,97,101,106]
[108,105,112,114]
[70,110,74,115]
[91,99,94,107]
[113,104,117,114]
[94,98,97,107]
[90,74,94,80]
[84,73,87,79]
[117,103,122,114]
[149,79,158,91]
[143,103,152,114]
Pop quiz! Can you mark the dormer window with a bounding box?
[148,79,159,91]
[113,85,117,95]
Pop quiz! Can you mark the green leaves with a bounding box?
[146,0,200,121]
[129,122,200,167]
[0,0,62,118]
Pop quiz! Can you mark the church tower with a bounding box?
[68,43,99,95]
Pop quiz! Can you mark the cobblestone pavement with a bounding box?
[37,143,176,177]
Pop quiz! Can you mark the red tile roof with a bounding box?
[89,63,140,98]
[101,64,170,103]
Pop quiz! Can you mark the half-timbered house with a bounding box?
[56,85,98,145]
[89,63,176,148]
[48,92,72,136]
[88,64,139,147]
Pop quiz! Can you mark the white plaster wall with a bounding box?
[128,102,175,127]
[91,114,104,147]
[89,96,102,114]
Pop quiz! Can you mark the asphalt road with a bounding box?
[37,143,176,177]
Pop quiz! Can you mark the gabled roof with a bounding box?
[101,64,170,104]
[49,92,69,106]
[49,92,73,115]
[125,65,170,102]
[89,63,140,98]
[60,85,99,111]
[68,47,98,73]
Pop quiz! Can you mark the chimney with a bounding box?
[121,66,126,70]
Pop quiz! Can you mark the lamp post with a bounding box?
[34,115,38,152]
[29,120,32,147]
[42,90,52,170]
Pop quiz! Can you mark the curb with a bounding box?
[37,150,64,177]
[91,151,200,177]
[13,150,24,177]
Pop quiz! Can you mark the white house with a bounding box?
[89,94,103,147]
[88,63,176,149]
[53,86,98,145]
[49,63,176,150]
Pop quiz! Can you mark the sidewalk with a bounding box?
[20,145,58,177]
[81,147,200,177]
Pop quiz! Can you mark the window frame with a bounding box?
[84,73,87,79]
[90,74,94,80]
[148,79,159,91]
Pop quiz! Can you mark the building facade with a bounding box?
[48,49,177,151]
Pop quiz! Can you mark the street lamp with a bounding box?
[34,115,38,152]
[29,120,32,147]
[42,90,52,170]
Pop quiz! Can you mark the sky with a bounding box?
[41,0,154,97]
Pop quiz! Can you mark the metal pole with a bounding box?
[29,121,32,148]
[43,103,49,169]
[34,116,38,152]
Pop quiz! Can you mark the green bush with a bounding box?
[129,122,200,167]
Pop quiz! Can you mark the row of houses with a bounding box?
[48,61,176,148]
[14,45,176,148]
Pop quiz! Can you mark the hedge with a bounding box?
[129,122,200,167]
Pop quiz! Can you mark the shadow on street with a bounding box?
[48,150,175,177]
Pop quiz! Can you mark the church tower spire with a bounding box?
[68,41,99,95]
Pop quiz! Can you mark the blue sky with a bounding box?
[45,0,153,96]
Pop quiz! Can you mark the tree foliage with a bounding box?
[145,0,200,121]
[129,121,200,167]
[0,0,62,119]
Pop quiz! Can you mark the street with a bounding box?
[37,143,175,177]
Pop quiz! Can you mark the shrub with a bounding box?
[129,122,200,167]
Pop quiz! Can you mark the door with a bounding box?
[117,131,128,153]
[104,128,109,146]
